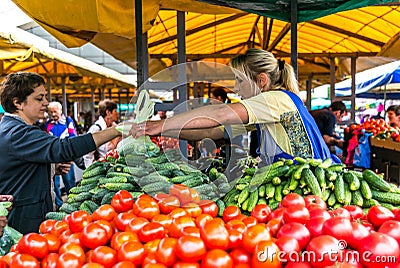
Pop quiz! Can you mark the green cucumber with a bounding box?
[302,168,322,197]
[362,169,392,192]
[343,171,361,191]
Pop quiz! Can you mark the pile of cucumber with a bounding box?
[222,156,400,213]
[46,148,218,220]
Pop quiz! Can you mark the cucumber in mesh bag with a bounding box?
[0,201,23,256]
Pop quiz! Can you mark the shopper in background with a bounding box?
[83,99,120,168]
[310,101,347,155]
[0,72,122,234]
[386,105,400,128]
[131,48,338,167]
[45,101,78,209]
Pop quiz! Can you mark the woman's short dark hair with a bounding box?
[98,99,117,117]
[330,101,347,115]
[0,72,45,113]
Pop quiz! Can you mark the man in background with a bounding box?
[45,102,77,209]
[310,101,347,154]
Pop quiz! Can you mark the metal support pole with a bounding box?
[290,0,298,79]
[61,76,67,116]
[177,11,188,159]
[330,57,336,101]
[135,0,148,88]
[350,57,357,122]
[90,86,95,123]
[306,74,313,110]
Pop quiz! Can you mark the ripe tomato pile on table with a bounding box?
[2,186,400,268]
[345,119,400,142]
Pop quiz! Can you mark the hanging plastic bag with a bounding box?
[353,132,373,168]
[0,202,22,256]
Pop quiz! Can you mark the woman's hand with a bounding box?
[130,120,164,138]
[55,162,72,175]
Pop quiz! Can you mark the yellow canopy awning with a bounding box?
[0,27,136,100]
[10,0,400,86]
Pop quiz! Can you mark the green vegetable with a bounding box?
[302,168,322,197]
[362,169,392,192]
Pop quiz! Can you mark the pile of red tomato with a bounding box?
[1,186,400,268]
[345,119,400,142]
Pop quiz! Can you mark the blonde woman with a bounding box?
[131,48,339,165]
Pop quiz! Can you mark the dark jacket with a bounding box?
[0,114,96,234]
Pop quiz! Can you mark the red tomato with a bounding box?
[151,214,173,230]
[275,236,300,254]
[285,261,312,268]
[39,219,57,234]
[56,252,83,268]
[266,218,282,237]
[251,204,272,223]
[267,207,285,222]
[82,263,106,268]
[92,204,117,221]
[80,222,109,249]
[144,238,161,254]
[110,231,139,251]
[306,235,341,268]
[114,211,137,231]
[329,207,351,220]
[155,237,178,266]
[242,216,258,228]
[183,203,202,218]
[283,204,310,224]
[126,217,149,233]
[180,226,200,238]
[251,240,281,268]
[18,233,49,260]
[169,216,196,238]
[229,248,251,265]
[308,207,331,220]
[132,196,160,220]
[41,233,61,253]
[9,253,39,268]
[200,218,230,250]
[67,210,92,233]
[50,221,69,237]
[281,193,305,207]
[342,205,364,221]
[222,206,242,223]
[41,252,58,268]
[112,261,136,268]
[58,242,86,264]
[138,222,165,243]
[227,229,242,249]
[198,200,219,218]
[95,219,115,240]
[358,232,400,268]
[157,195,181,214]
[189,188,201,204]
[168,208,189,219]
[225,219,246,233]
[201,249,233,268]
[169,184,193,205]
[111,190,134,213]
[90,246,117,268]
[305,217,326,237]
[322,217,353,242]
[378,220,400,246]
[173,262,200,268]
[66,232,83,246]
[175,235,206,262]
[304,195,327,210]
[117,241,145,266]
[347,222,370,250]
[195,214,213,228]
[242,223,271,253]
[367,205,394,229]
[276,222,310,250]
